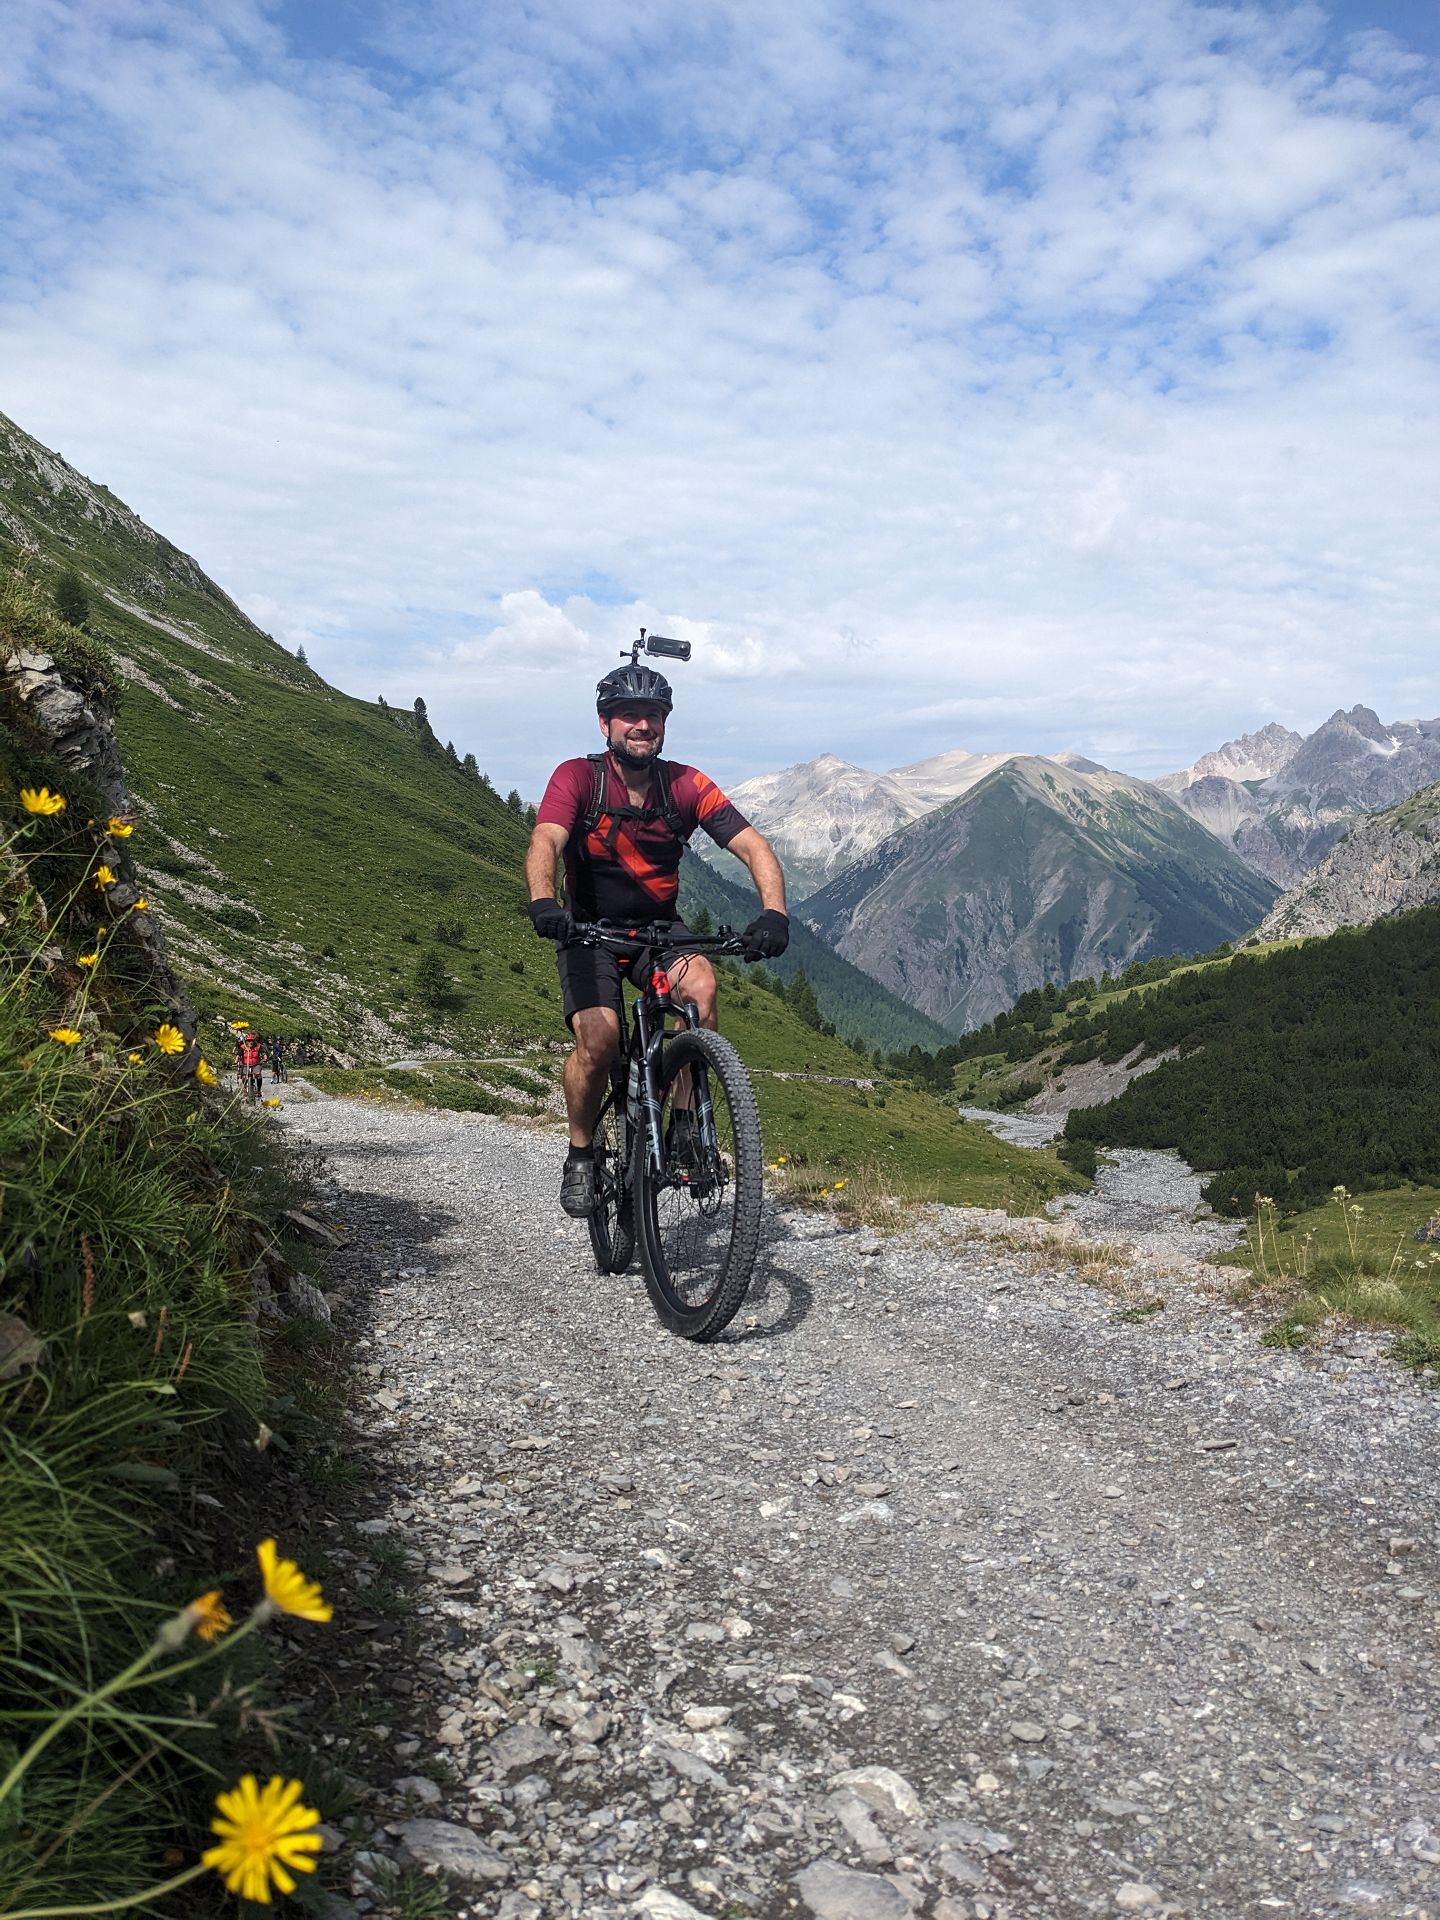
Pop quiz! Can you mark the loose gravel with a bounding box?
[278,1087,1440,1920]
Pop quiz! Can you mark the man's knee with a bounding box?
[570,1010,622,1074]
[673,955,718,1022]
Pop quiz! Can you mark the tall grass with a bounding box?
[1,583,317,1907]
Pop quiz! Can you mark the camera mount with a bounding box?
[623,627,692,667]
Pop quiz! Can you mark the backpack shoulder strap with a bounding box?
[651,760,692,844]
[581,753,610,837]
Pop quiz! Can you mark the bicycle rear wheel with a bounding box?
[587,1085,635,1275]
[636,1029,763,1340]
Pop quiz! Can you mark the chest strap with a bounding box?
[580,753,691,849]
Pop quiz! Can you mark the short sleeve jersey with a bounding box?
[537,755,750,922]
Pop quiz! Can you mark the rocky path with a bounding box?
[280,1093,1440,1920]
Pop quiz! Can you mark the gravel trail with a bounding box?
[280,1092,1440,1920]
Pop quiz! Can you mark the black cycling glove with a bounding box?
[527,898,573,942]
[742,908,790,959]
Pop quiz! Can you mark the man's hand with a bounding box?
[528,898,573,942]
[742,908,790,959]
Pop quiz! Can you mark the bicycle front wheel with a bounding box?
[587,1086,635,1275]
[636,1028,763,1340]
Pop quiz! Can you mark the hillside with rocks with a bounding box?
[801,758,1275,1033]
[1253,782,1440,941]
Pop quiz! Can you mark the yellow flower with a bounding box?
[832,1179,847,1191]
[777,1154,788,1164]
[77,952,99,968]
[127,1051,144,1064]
[201,1774,322,1902]
[196,1057,219,1087]
[106,816,135,837]
[20,786,65,815]
[264,1097,283,1108]
[94,864,117,890]
[154,1023,186,1054]
[132,896,151,911]
[256,1538,333,1623]
[187,1589,233,1643]
[229,1020,250,1031]
[48,1027,83,1046]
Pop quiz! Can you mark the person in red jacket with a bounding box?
[525,661,788,1217]
[239,1031,263,1101]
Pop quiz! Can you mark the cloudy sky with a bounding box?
[4,0,1438,795]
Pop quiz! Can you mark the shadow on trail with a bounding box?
[718,1204,818,1343]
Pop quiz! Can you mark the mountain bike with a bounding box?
[567,921,765,1341]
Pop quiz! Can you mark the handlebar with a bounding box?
[564,919,753,959]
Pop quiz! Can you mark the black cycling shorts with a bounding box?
[556,924,702,1029]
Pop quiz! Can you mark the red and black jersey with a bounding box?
[537,754,750,922]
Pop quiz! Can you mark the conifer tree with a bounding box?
[53,569,89,628]
[413,946,448,1007]
[296,643,309,665]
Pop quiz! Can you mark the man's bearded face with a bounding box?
[603,702,666,768]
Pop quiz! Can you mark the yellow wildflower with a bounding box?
[195,1057,219,1087]
[127,1051,144,1064]
[106,816,135,837]
[264,1097,283,1108]
[20,786,65,815]
[833,1179,847,1191]
[94,864,117,890]
[202,1774,322,1902]
[77,952,99,968]
[132,896,151,911]
[229,1020,250,1031]
[777,1154,788,1164]
[48,1027,83,1046]
[154,1023,186,1054]
[187,1590,233,1643]
[256,1538,333,1623]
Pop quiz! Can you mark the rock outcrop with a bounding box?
[1252,782,1440,942]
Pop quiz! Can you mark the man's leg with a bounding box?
[563,1007,623,1148]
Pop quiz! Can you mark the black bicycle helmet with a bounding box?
[596,663,674,714]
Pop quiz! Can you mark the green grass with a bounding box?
[1222,1184,1440,1363]
[0,578,349,1912]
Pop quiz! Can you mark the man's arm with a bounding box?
[724,825,787,914]
[525,820,570,903]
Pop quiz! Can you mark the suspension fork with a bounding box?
[634,990,703,1173]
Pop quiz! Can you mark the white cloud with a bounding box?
[0,0,1436,794]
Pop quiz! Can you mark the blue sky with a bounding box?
[3,0,1437,795]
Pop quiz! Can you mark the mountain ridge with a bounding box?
[802,756,1276,1033]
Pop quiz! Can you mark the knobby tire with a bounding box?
[635,1028,763,1341]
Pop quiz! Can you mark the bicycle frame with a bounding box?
[568,921,746,1184]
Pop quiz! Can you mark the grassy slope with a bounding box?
[0,411,1071,1212]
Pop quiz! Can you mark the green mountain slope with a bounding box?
[1061,906,1440,1213]
[803,756,1278,1033]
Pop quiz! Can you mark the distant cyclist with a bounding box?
[525,658,788,1218]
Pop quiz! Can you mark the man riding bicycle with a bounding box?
[525,657,788,1218]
